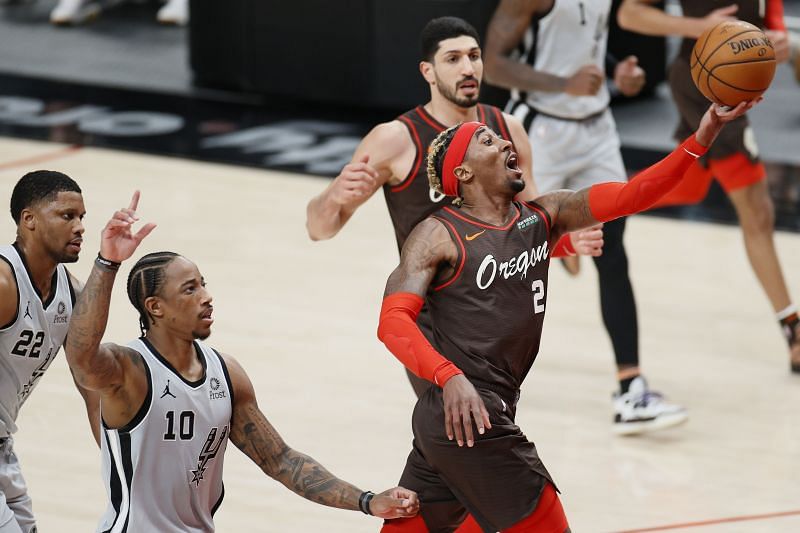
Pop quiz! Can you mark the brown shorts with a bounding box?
[396,386,555,532]
[669,58,761,164]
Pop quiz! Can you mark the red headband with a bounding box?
[441,121,484,197]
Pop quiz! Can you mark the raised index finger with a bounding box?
[128,190,141,212]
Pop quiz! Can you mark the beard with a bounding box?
[192,330,211,340]
[509,179,526,194]
[435,74,480,108]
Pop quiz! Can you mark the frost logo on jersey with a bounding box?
[53,301,68,324]
[209,377,226,400]
[190,425,228,486]
[476,241,549,290]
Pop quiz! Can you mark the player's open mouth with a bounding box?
[67,238,82,252]
[200,307,214,323]
[459,80,478,93]
[506,152,522,175]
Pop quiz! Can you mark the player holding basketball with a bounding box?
[618,0,800,372]
[306,16,603,398]
[484,0,688,434]
[377,101,753,532]
[0,171,100,533]
[64,192,419,531]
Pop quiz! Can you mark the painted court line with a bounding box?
[618,509,800,532]
[0,144,82,171]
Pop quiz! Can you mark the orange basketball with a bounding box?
[690,20,776,107]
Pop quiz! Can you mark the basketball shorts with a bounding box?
[397,386,555,532]
[669,58,765,192]
[0,438,35,533]
[525,108,627,193]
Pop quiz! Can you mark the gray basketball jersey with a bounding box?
[97,338,233,532]
[507,0,611,119]
[0,244,74,438]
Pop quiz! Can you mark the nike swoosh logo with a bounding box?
[465,230,486,241]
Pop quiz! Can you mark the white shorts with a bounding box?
[0,438,35,533]
[526,108,626,193]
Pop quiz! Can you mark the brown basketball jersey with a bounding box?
[383,104,513,252]
[678,1,762,60]
[425,201,552,401]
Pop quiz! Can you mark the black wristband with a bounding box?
[95,253,121,272]
[358,491,375,515]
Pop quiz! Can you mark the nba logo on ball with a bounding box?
[690,20,777,107]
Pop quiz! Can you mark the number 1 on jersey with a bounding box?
[164,410,195,440]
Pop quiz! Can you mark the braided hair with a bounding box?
[426,124,462,206]
[126,251,179,336]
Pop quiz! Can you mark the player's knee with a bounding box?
[738,189,775,236]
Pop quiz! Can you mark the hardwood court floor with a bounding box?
[1,137,798,532]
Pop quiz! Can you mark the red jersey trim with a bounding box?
[521,200,552,235]
[415,105,445,132]
[492,107,511,142]
[392,115,424,193]
[431,216,466,291]
[478,104,487,124]
[442,205,521,231]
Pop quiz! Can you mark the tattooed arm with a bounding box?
[64,191,156,429]
[225,353,418,518]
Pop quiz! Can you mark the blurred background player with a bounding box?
[484,0,688,434]
[0,171,99,533]
[306,16,603,398]
[49,0,188,26]
[618,0,800,372]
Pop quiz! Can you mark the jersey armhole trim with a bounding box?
[431,216,466,292]
[211,483,225,517]
[102,357,153,434]
[0,254,19,331]
[66,268,77,307]
[521,200,552,235]
[213,348,235,410]
[493,107,512,142]
[391,115,424,193]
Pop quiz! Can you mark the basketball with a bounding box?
[690,20,776,107]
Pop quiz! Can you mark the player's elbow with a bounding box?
[482,54,503,86]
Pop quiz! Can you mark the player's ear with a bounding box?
[144,296,164,321]
[454,165,473,183]
[19,208,36,231]
[420,61,436,84]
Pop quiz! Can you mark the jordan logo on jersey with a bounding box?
[190,426,228,486]
[23,301,31,319]
[160,380,177,399]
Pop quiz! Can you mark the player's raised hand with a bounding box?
[368,487,420,519]
[329,154,380,207]
[571,224,604,257]
[695,98,761,147]
[565,64,604,96]
[613,56,646,97]
[100,190,157,263]
[443,374,491,448]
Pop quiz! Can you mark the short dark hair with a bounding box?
[10,170,81,224]
[420,16,480,61]
[127,251,180,335]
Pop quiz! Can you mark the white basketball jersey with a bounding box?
[97,338,233,533]
[0,244,74,438]
[508,0,611,119]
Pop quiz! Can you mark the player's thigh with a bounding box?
[567,114,626,190]
[528,115,583,192]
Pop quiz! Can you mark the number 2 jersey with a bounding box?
[0,243,74,438]
[425,201,552,402]
[98,338,233,533]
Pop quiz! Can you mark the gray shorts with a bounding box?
[525,108,627,193]
[0,438,35,533]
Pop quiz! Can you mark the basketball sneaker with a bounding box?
[50,0,100,25]
[157,0,187,25]
[612,376,688,436]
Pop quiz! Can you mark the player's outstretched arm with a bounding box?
[536,102,756,237]
[618,0,738,39]
[65,191,156,396]
[225,353,419,519]
[305,121,409,241]
[378,219,491,448]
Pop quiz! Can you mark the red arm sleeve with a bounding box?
[588,135,707,222]
[765,0,786,31]
[378,292,463,387]
[551,234,576,257]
